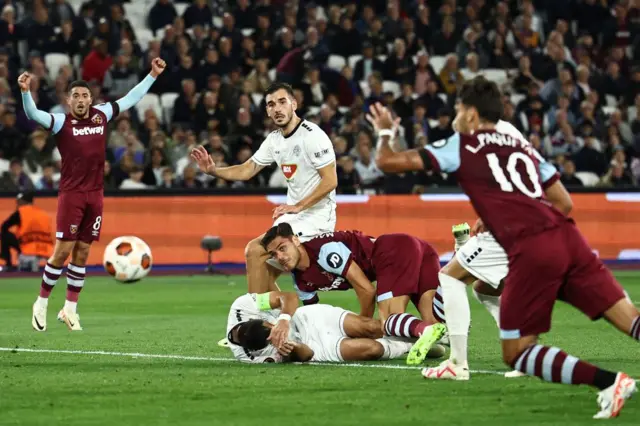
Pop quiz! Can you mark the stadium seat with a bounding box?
[602,106,617,116]
[160,92,179,125]
[483,69,509,87]
[155,28,166,41]
[136,28,155,51]
[510,93,526,106]
[575,171,600,187]
[359,80,370,97]
[241,28,255,37]
[347,54,362,69]
[44,53,71,80]
[377,55,387,63]
[213,16,223,29]
[430,56,446,73]
[268,68,276,81]
[438,93,448,104]
[628,106,637,120]
[382,81,401,98]
[175,3,188,16]
[327,54,346,72]
[251,93,264,106]
[307,106,321,117]
[136,93,162,123]
[605,94,618,107]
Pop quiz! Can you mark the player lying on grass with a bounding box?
[260,223,447,366]
[20,58,166,331]
[227,292,414,363]
[370,78,638,419]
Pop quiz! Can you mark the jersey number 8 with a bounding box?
[486,152,543,198]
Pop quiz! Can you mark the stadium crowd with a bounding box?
[0,0,639,194]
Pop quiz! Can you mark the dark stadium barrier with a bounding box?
[0,189,639,267]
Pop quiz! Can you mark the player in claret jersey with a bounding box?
[260,222,447,365]
[369,76,638,419]
[20,58,166,332]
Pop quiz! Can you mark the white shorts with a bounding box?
[293,305,349,363]
[267,211,336,271]
[455,232,508,289]
[273,211,336,242]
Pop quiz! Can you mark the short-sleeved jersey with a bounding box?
[49,102,118,192]
[293,231,376,299]
[251,119,336,219]
[422,122,564,251]
[226,293,283,363]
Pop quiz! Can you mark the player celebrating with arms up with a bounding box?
[369,77,638,419]
[191,82,337,344]
[21,58,166,332]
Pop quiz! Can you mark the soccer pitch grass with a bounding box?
[1,272,639,426]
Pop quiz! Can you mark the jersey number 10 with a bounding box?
[486,153,543,198]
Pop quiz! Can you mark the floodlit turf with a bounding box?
[1,272,639,426]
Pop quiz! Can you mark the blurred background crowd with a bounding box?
[0,0,639,194]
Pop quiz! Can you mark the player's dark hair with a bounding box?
[458,76,503,124]
[260,222,295,250]
[236,319,270,351]
[264,82,295,99]
[68,80,91,94]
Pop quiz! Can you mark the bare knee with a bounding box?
[473,280,502,297]
[244,237,266,260]
[501,336,538,366]
[439,258,475,285]
[364,318,383,338]
[50,241,74,266]
[71,243,91,265]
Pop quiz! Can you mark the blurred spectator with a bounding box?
[354,141,383,186]
[560,160,583,187]
[148,0,177,35]
[103,160,116,190]
[353,41,383,83]
[0,107,25,159]
[384,38,412,83]
[120,165,148,189]
[27,7,55,54]
[179,163,203,188]
[81,38,112,85]
[0,158,34,191]
[103,52,139,100]
[35,161,57,190]
[23,130,51,175]
[142,148,170,187]
[159,167,176,189]
[461,53,483,80]
[439,54,464,99]
[431,17,458,56]
[429,108,455,142]
[183,0,213,29]
[49,0,75,28]
[337,156,361,194]
[48,20,80,57]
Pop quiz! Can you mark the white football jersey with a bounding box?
[227,294,283,363]
[251,119,336,219]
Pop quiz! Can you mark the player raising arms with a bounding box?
[369,77,638,419]
[20,58,166,332]
[191,82,337,345]
[260,222,446,365]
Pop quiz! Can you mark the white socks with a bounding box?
[36,296,49,307]
[376,338,413,360]
[438,272,470,365]
[64,300,77,313]
[472,289,501,327]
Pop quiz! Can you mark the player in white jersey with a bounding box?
[227,292,413,363]
[191,82,337,296]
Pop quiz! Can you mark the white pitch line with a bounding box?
[0,347,506,375]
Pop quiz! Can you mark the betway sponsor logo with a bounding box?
[72,126,104,136]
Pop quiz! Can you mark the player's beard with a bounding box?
[74,104,89,118]
[273,111,292,129]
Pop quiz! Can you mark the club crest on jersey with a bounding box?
[91,114,103,124]
[281,164,297,179]
[70,224,78,234]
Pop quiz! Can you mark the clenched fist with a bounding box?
[17,72,32,93]
[150,58,167,78]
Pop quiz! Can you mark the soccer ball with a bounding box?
[103,236,153,283]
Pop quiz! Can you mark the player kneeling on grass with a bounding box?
[260,223,447,366]
[227,292,412,363]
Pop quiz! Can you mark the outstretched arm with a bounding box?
[190,146,266,181]
[19,72,65,133]
[256,291,301,349]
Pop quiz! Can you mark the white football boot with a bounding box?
[58,308,82,331]
[32,300,47,332]
[422,359,470,381]
[504,370,527,378]
[593,372,637,419]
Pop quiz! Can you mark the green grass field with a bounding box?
[1,271,639,426]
